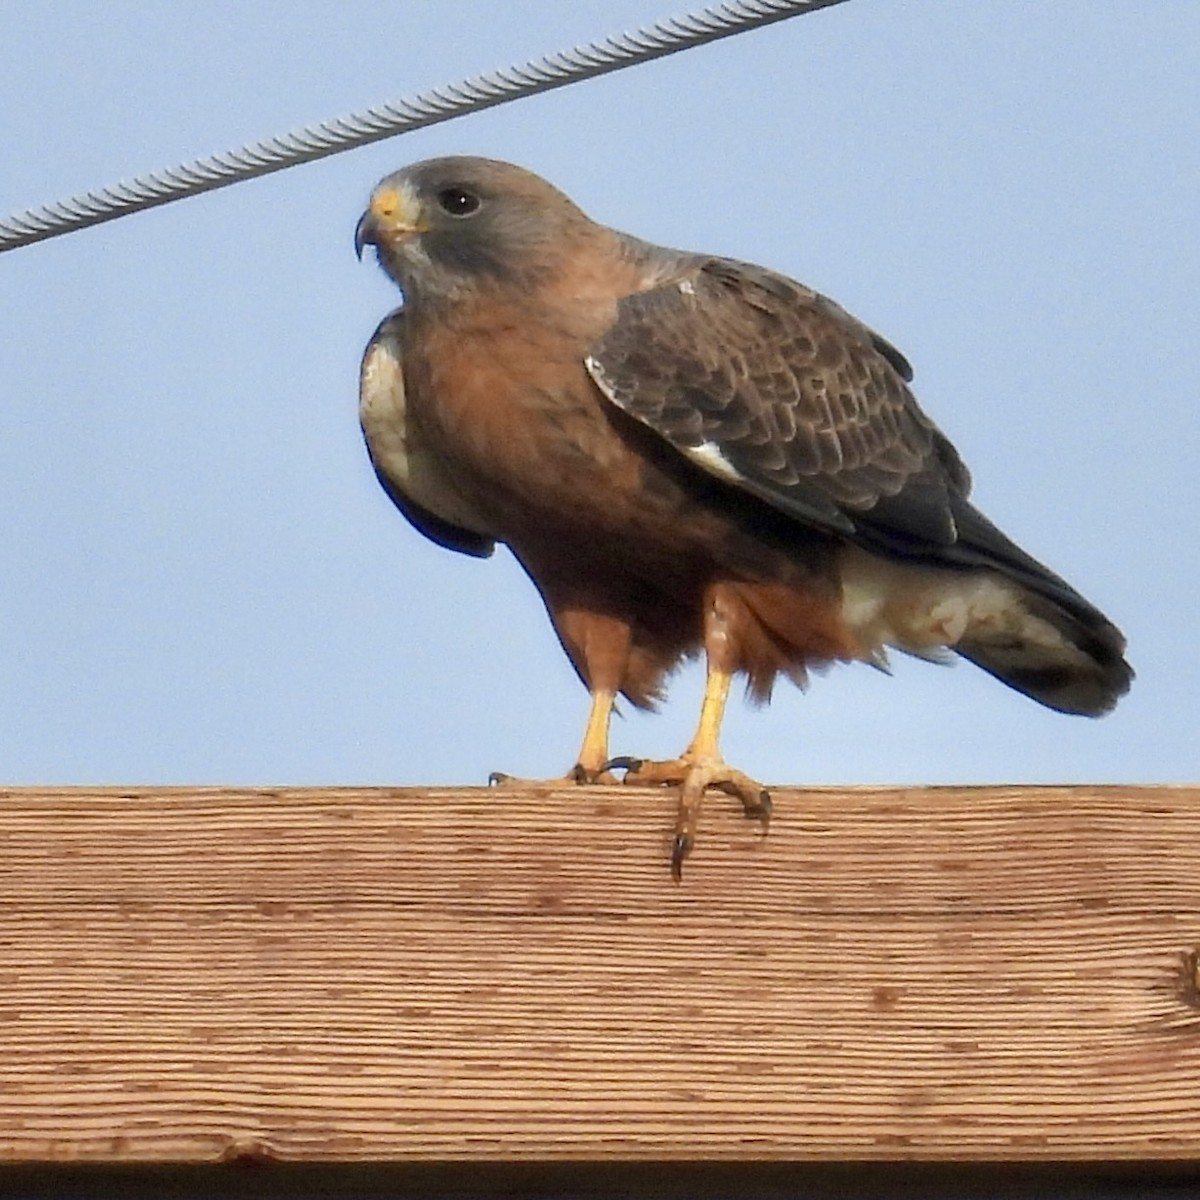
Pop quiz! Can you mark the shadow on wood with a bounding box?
[2,1161,1200,1200]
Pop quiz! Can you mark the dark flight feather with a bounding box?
[368,463,495,559]
[587,256,971,547]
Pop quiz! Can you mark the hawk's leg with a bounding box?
[608,662,771,880]
[573,686,618,780]
[489,687,620,787]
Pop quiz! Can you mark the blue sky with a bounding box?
[0,1,1196,789]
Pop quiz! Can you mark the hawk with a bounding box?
[354,156,1131,877]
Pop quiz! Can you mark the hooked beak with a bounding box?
[353,211,376,261]
[355,184,426,261]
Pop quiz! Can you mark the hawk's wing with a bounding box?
[360,310,495,559]
[586,257,972,552]
[585,256,1121,629]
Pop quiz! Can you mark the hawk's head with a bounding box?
[355,156,592,305]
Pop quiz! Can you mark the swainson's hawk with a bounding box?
[354,156,1131,877]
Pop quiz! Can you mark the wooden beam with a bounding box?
[1,785,1198,1164]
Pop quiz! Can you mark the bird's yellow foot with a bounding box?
[488,763,620,787]
[489,689,622,787]
[604,755,772,880]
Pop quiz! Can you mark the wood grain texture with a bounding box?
[0,784,1197,1164]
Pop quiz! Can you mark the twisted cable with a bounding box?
[0,0,849,254]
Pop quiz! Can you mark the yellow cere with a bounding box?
[369,185,422,231]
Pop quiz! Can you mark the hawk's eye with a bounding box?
[437,187,481,217]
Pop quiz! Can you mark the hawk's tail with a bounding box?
[954,583,1132,717]
[839,537,1133,717]
[942,502,1133,716]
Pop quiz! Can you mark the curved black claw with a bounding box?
[670,831,693,883]
[747,788,773,829]
[711,781,772,831]
[601,756,644,776]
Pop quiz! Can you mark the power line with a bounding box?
[0,0,849,255]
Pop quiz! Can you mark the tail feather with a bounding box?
[895,499,1134,715]
[955,588,1132,716]
[839,539,1133,717]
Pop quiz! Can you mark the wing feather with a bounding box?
[585,254,1124,632]
[360,310,495,559]
[586,257,970,547]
